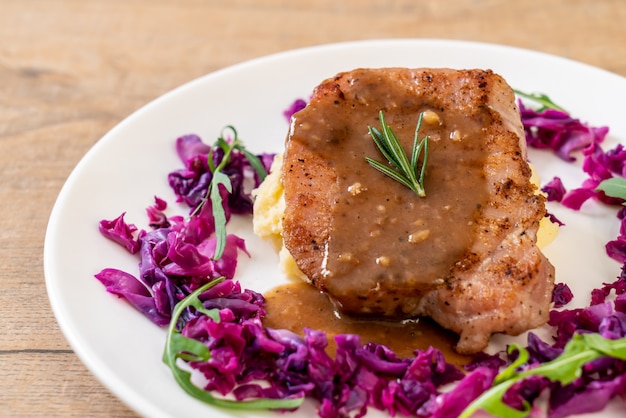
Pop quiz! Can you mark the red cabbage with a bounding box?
[436,97,626,418]
[501,376,550,414]
[283,98,307,121]
[96,208,248,324]
[146,196,171,229]
[180,296,464,418]
[169,276,465,418]
[552,282,574,308]
[541,176,567,202]
[520,266,626,417]
[525,332,562,363]
[431,367,497,418]
[560,142,626,210]
[96,136,259,325]
[519,99,608,162]
[519,96,617,210]
[605,208,626,263]
[591,267,626,305]
[454,269,626,418]
[98,212,140,254]
[94,268,170,326]
[549,374,626,418]
[522,99,626,265]
[94,98,626,418]
[168,134,274,215]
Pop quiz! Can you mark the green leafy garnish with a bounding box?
[514,89,567,112]
[162,277,304,410]
[365,110,429,197]
[596,177,626,204]
[459,333,626,418]
[192,126,268,260]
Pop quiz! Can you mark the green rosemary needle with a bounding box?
[365,110,429,197]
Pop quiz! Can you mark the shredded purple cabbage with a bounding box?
[94,98,626,417]
[167,134,273,215]
[431,367,497,418]
[513,97,626,417]
[541,176,567,202]
[283,98,307,122]
[98,212,140,254]
[552,282,574,309]
[96,202,248,325]
[522,99,626,265]
[444,269,626,418]
[182,302,465,418]
[95,126,468,417]
[520,97,615,211]
[95,134,267,324]
[519,99,608,162]
[541,267,626,416]
[560,143,626,210]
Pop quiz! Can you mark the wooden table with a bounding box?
[1,1,625,416]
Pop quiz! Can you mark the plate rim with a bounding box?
[43,38,626,417]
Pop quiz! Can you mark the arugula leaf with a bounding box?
[493,344,529,385]
[208,171,232,260]
[596,177,626,204]
[582,333,626,359]
[192,126,269,260]
[162,277,304,410]
[237,145,268,182]
[514,90,566,112]
[458,333,626,418]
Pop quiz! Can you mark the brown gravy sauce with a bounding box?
[263,282,472,367]
[290,71,491,316]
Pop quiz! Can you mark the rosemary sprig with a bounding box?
[192,126,268,260]
[514,89,566,112]
[365,110,429,197]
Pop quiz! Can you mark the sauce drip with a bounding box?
[263,282,472,367]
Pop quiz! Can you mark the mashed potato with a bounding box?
[253,153,308,281]
[253,155,559,280]
[530,163,560,249]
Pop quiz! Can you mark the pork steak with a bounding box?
[281,68,555,354]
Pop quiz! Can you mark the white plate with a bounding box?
[44,39,626,418]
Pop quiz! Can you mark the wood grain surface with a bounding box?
[1,0,625,416]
